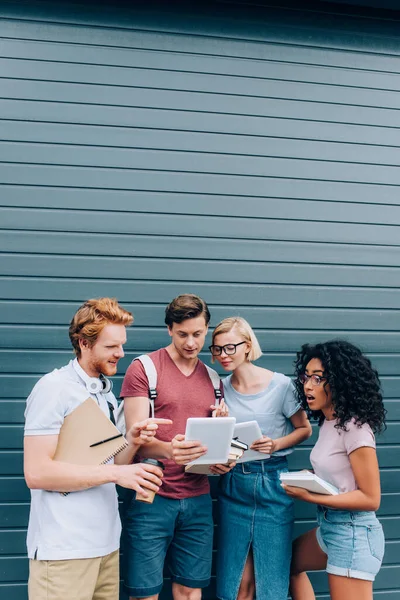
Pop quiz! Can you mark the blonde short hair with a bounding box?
[69,297,133,357]
[212,316,262,362]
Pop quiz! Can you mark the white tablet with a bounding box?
[233,420,269,463]
[185,417,236,465]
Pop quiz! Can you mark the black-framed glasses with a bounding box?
[209,341,247,356]
[299,373,327,387]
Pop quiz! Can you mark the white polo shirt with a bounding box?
[24,359,121,560]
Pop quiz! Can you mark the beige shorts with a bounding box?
[28,549,119,600]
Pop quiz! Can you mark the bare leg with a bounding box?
[172,583,201,600]
[328,574,373,600]
[237,548,255,600]
[289,528,327,600]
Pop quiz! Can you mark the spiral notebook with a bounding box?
[54,397,128,466]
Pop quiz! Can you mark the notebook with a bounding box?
[54,397,128,466]
[279,471,339,495]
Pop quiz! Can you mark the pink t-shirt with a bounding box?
[120,348,218,499]
[310,417,376,493]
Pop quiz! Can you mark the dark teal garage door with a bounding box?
[0,0,399,597]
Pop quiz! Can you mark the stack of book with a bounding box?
[227,438,248,462]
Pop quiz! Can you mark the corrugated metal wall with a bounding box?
[0,0,399,597]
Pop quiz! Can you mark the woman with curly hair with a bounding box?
[283,340,386,600]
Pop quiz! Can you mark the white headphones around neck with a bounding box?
[73,359,113,395]
[86,374,113,395]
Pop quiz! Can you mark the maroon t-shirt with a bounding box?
[120,348,218,499]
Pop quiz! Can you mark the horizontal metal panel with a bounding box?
[3,3,400,71]
[1,350,399,377]
[0,478,28,502]
[2,206,400,248]
[0,555,27,582]
[1,184,400,220]
[4,58,400,113]
[4,101,400,151]
[2,172,400,209]
[0,504,29,528]
[2,230,400,270]
[0,401,25,424]
[2,253,400,288]
[3,140,400,187]
[0,452,23,475]
[0,584,27,599]
[3,120,400,170]
[0,426,24,449]
[0,531,25,556]
[2,300,400,332]
[0,192,399,234]
[1,325,400,355]
[3,39,400,94]
[3,78,400,130]
[3,277,400,310]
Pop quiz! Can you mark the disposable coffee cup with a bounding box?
[135,458,165,504]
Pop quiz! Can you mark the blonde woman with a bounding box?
[210,317,311,600]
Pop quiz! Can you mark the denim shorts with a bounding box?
[121,493,213,598]
[217,457,294,600]
[316,506,385,581]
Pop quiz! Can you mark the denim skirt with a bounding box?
[216,457,294,600]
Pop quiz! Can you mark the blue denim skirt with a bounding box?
[316,506,385,581]
[216,457,294,600]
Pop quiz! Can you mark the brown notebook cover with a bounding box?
[54,397,128,466]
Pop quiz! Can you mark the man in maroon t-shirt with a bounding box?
[120,294,225,600]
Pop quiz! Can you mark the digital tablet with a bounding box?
[185,417,236,466]
[233,420,269,463]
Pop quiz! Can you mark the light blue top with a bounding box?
[223,372,302,457]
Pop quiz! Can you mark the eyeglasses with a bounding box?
[209,341,247,356]
[299,373,327,387]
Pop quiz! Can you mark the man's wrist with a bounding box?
[166,441,174,460]
[107,464,120,485]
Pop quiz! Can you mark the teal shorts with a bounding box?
[121,493,213,597]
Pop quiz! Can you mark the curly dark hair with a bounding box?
[294,340,386,433]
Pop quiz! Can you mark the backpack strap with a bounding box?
[204,364,223,408]
[135,354,157,418]
[115,354,157,434]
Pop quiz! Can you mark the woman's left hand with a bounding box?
[250,435,276,454]
[281,484,313,502]
[211,399,229,418]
